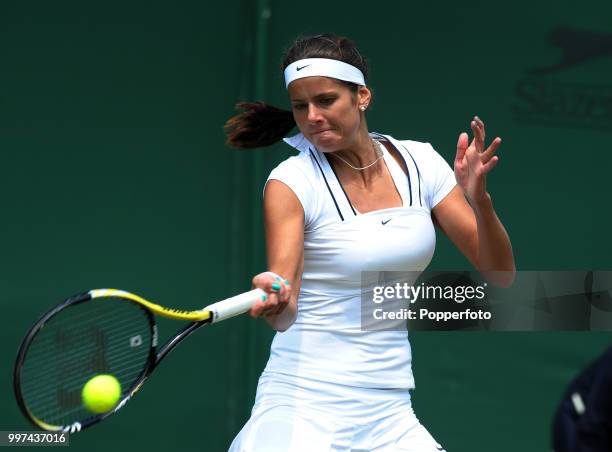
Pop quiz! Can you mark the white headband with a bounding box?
[284,58,365,89]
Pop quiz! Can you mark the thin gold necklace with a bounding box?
[331,139,384,171]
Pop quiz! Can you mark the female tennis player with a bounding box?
[224,33,515,452]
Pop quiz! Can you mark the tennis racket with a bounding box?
[13,287,266,433]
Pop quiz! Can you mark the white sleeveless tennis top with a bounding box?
[261,132,456,389]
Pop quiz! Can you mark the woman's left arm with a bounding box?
[432,116,515,287]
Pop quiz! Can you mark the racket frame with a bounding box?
[13,290,212,433]
[14,287,264,432]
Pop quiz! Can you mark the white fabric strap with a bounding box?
[284,58,365,89]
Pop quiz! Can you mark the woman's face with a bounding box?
[288,77,370,152]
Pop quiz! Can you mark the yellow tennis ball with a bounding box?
[81,374,122,414]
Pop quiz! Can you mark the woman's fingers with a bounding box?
[455,132,469,164]
[470,117,485,153]
[250,291,282,318]
[482,137,502,163]
[467,117,501,167]
[480,155,499,175]
[475,116,485,138]
[263,299,288,317]
[265,273,291,303]
[457,117,501,200]
[249,271,291,318]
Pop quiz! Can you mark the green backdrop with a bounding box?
[1,1,610,451]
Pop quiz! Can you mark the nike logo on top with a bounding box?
[381,219,392,225]
[296,65,310,71]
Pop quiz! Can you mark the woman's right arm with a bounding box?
[248,179,305,332]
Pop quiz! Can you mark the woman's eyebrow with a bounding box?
[290,91,338,102]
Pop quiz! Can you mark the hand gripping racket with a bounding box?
[13,288,266,433]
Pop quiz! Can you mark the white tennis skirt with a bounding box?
[228,373,446,452]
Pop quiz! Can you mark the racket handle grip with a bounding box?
[205,288,267,323]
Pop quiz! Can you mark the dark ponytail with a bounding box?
[224,33,369,149]
[224,102,296,149]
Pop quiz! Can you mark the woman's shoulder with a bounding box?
[266,148,322,228]
[267,153,323,208]
[270,151,317,179]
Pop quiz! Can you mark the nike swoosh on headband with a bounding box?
[284,58,366,88]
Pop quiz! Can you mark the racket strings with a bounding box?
[19,297,153,428]
[23,314,148,369]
